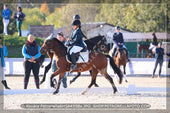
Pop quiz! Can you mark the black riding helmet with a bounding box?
[116,26,121,30]
[72,19,81,26]
[73,14,80,20]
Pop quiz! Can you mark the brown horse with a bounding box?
[40,37,123,94]
[110,47,128,82]
[137,44,156,58]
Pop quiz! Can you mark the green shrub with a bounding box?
[2,35,45,58]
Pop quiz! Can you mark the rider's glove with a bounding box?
[65,41,70,46]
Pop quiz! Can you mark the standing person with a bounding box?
[51,32,67,88]
[0,37,10,89]
[65,19,87,70]
[166,52,170,68]
[151,42,164,78]
[22,35,41,89]
[13,6,25,37]
[110,26,130,61]
[2,4,10,35]
[149,32,158,52]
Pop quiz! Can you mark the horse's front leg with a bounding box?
[50,69,61,88]
[70,72,81,84]
[53,73,65,94]
[40,61,52,85]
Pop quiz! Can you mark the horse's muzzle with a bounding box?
[40,48,47,55]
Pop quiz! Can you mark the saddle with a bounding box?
[115,45,125,57]
[66,48,89,63]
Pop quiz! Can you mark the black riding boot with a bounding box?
[70,53,77,70]
[113,48,117,57]
[124,49,130,62]
[1,80,10,89]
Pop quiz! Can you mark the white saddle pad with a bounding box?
[66,50,89,63]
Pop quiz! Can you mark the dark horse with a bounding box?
[39,36,108,86]
[40,37,123,94]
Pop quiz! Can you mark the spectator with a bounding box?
[22,35,41,89]
[166,52,170,68]
[49,32,67,88]
[151,42,164,78]
[13,6,25,36]
[0,37,10,89]
[2,4,10,35]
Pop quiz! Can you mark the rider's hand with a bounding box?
[65,42,70,46]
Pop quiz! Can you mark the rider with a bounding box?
[66,19,87,70]
[73,14,87,40]
[149,32,158,52]
[111,26,130,61]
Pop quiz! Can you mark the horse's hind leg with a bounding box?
[104,73,117,94]
[82,68,98,95]
[123,65,128,82]
[101,68,117,94]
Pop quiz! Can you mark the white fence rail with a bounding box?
[4,58,168,76]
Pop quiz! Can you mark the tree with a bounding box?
[40,2,50,15]
[22,7,46,30]
[95,3,167,32]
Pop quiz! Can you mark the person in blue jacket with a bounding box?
[66,19,87,70]
[151,42,164,78]
[22,35,41,89]
[0,37,10,89]
[13,6,25,36]
[2,4,10,35]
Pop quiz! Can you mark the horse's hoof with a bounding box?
[40,80,44,85]
[113,87,118,94]
[51,83,55,88]
[70,80,73,84]
[94,84,99,87]
[53,90,59,95]
[81,92,86,95]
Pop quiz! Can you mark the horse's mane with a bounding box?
[52,38,67,50]
[85,35,105,42]
[53,38,65,46]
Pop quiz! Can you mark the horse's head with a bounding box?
[97,36,108,53]
[40,34,56,55]
[117,46,125,59]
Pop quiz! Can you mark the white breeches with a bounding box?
[3,19,9,34]
[0,59,6,80]
[69,46,83,54]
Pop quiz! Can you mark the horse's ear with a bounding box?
[46,33,54,40]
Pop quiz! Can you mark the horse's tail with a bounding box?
[105,55,123,84]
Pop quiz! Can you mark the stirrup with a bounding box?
[70,64,77,71]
